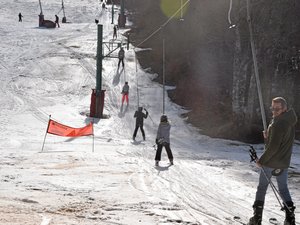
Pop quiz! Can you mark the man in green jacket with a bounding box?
[248,97,297,225]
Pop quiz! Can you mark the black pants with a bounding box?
[133,125,145,138]
[155,143,173,161]
[118,58,124,67]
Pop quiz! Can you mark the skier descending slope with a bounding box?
[248,97,297,225]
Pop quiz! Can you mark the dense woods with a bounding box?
[125,0,300,143]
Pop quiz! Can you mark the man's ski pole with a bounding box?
[249,146,291,211]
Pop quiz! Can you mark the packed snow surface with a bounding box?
[0,0,299,224]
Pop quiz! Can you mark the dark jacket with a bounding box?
[156,121,171,144]
[259,109,297,169]
[134,108,148,126]
[118,49,125,59]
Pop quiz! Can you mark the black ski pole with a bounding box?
[249,146,290,211]
[249,146,282,204]
[260,166,284,209]
[147,111,156,125]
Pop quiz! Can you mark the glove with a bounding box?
[155,139,159,145]
[157,138,165,145]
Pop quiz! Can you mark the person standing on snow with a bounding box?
[113,25,117,39]
[55,15,60,28]
[248,97,297,225]
[121,81,129,105]
[18,13,23,22]
[118,47,125,68]
[133,107,148,141]
[155,115,173,166]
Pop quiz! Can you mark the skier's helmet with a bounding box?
[160,115,168,122]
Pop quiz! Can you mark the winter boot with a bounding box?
[132,135,135,141]
[155,160,159,167]
[169,159,174,165]
[143,135,145,141]
[284,201,296,225]
[248,201,264,225]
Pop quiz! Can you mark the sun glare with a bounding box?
[160,0,189,19]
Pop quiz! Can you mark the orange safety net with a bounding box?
[47,119,93,137]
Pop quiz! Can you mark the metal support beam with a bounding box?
[39,0,43,15]
[62,0,67,23]
[90,24,105,119]
[96,24,103,92]
[111,2,114,24]
[118,0,126,28]
[246,0,267,131]
[162,38,166,114]
[121,0,125,15]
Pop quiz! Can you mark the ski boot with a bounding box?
[248,200,264,225]
[155,160,159,167]
[143,135,145,141]
[169,159,174,165]
[284,201,296,225]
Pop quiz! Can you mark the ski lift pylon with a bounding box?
[38,0,56,28]
[61,0,67,23]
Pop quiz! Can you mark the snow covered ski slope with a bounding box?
[0,0,299,224]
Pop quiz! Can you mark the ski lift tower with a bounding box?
[90,24,106,118]
[90,24,128,118]
[38,0,44,27]
[38,0,55,28]
[61,0,67,23]
[118,0,126,28]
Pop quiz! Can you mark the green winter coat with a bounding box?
[259,109,297,169]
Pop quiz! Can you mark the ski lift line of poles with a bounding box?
[135,49,140,108]
[134,0,190,49]
[246,0,267,131]
[162,38,166,114]
[133,0,190,112]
